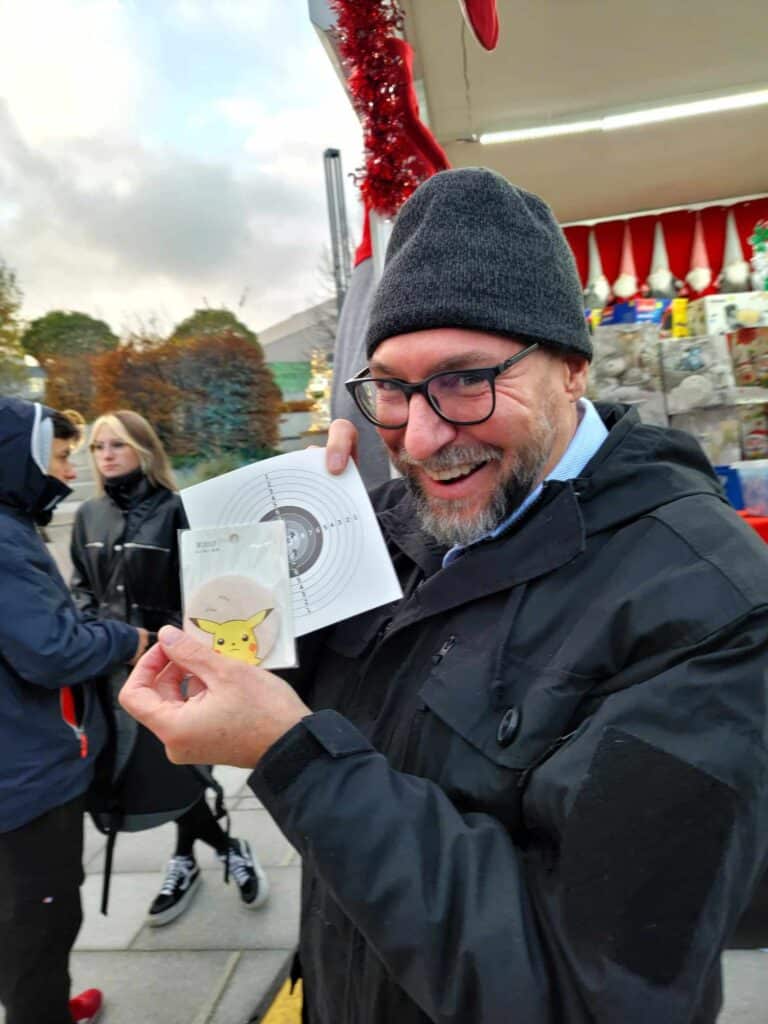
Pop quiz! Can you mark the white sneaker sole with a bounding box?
[241,861,270,910]
[146,872,202,927]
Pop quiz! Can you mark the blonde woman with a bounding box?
[70,410,268,925]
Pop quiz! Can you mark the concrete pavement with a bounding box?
[68,768,300,1024]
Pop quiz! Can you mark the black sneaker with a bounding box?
[218,838,269,909]
[147,855,201,926]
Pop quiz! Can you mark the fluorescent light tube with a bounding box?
[479,88,768,145]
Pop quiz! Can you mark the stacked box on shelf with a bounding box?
[668,406,743,465]
[588,323,666,426]
[659,334,735,414]
[726,327,768,459]
[687,290,768,337]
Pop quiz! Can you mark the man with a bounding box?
[121,168,768,1023]
[0,397,148,1024]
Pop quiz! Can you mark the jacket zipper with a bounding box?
[431,635,456,665]
[60,687,88,758]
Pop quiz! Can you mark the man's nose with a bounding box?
[402,394,456,462]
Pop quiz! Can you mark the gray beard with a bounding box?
[394,408,558,548]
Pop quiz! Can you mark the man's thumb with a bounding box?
[157,625,221,677]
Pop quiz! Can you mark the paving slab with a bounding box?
[76,872,163,950]
[720,950,768,1022]
[209,950,292,1024]
[130,864,300,953]
[68,949,243,1024]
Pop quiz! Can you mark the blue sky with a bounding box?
[0,0,363,336]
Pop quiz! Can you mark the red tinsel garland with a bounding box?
[330,0,446,217]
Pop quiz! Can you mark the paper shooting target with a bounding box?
[211,466,363,622]
[260,505,323,575]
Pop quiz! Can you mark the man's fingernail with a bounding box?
[159,625,183,646]
[328,452,344,472]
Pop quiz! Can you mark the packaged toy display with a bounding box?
[668,407,742,466]
[728,327,768,387]
[180,521,296,670]
[659,335,735,414]
[687,291,768,336]
[732,460,768,514]
[738,405,768,460]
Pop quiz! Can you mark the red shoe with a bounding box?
[69,988,103,1023]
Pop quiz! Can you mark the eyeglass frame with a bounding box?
[344,342,540,429]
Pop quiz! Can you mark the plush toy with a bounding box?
[583,230,611,309]
[612,223,640,303]
[750,221,768,291]
[681,214,718,299]
[718,211,751,293]
[645,222,679,299]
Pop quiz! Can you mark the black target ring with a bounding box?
[260,505,324,576]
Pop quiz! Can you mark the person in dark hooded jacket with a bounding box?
[120,169,768,1024]
[0,397,147,1024]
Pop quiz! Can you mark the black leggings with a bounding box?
[174,796,229,858]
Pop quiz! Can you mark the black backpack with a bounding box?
[88,667,228,913]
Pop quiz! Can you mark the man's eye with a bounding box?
[373,380,399,393]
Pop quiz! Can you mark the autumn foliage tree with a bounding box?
[92,329,281,460]
[91,343,184,450]
[22,311,119,417]
[170,330,282,457]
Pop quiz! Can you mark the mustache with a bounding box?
[395,444,504,473]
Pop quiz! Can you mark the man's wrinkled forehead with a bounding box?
[369,329,532,377]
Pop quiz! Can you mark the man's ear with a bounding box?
[563,354,590,402]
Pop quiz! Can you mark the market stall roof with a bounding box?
[317,0,768,224]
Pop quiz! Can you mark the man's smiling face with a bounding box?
[371,328,588,546]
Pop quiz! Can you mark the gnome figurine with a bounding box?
[718,211,751,293]
[583,230,611,309]
[646,221,678,299]
[683,214,717,299]
[612,223,639,302]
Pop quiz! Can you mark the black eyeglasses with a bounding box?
[344,343,540,429]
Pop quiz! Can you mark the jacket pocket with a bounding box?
[402,646,592,833]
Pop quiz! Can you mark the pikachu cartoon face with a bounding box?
[191,608,273,665]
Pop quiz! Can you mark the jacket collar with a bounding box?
[380,481,585,626]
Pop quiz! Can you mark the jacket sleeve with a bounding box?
[69,506,100,620]
[0,535,139,688]
[249,609,768,1024]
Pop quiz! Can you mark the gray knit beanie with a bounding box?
[365,167,591,360]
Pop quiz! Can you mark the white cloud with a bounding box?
[0,0,142,145]
[0,0,365,337]
[172,0,271,33]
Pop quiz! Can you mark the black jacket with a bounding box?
[250,405,768,1024]
[71,473,187,631]
[0,398,137,832]
[70,474,204,835]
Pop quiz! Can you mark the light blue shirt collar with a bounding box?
[443,398,608,567]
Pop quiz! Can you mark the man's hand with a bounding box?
[119,625,311,768]
[325,418,359,475]
[129,627,150,665]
